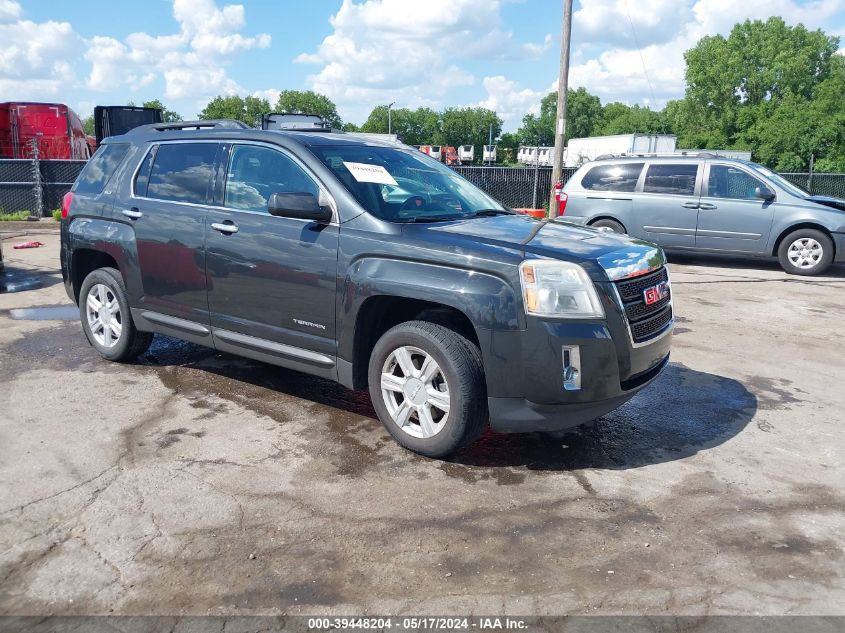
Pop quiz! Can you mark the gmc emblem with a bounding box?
[643,281,669,306]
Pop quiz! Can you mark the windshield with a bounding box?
[750,164,810,197]
[308,144,507,222]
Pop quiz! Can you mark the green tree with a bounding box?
[517,87,602,146]
[274,90,342,129]
[440,107,502,159]
[141,99,182,122]
[598,103,664,135]
[676,17,842,168]
[82,115,94,136]
[198,95,271,126]
[361,106,441,146]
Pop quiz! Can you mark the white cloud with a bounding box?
[297,0,550,123]
[84,0,270,102]
[574,0,695,47]
[568,0,845,106]
[0,0,22,22]
[0,4,82,100]
[473,76,551,130]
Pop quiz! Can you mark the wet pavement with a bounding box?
[0,232,843,616]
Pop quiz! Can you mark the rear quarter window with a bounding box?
[642,164,698,195]
[74,143,130,195]
[580,163,643,192]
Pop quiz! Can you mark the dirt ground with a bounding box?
[1,228,843,617]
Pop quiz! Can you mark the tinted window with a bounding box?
[224,145,319,213]
[643,164,698,195]
[581,163,643,192]
[133,147,155,197]
[74,144,129,195]
[708,165,765,200]
[147,143,217,204]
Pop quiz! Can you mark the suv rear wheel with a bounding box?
[590,218,626,234]
[79,267,153,361]
[368,321,488,457]
[777,228,834,276]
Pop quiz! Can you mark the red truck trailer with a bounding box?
[0,102,90,160]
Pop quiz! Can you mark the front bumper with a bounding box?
[479,280,673,433]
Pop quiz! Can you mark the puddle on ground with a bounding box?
[0,275,43,293]
[7,305,78,321]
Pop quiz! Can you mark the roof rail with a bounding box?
[128,119,251,134]
[593,151,722,160]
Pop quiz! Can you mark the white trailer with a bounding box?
[677,148,753,161]
[483,145,497,163]
[458,145,474,162]
[563,134,677,167]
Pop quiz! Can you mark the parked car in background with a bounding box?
[0,102,90,160]
[60,118,671,457]
[561,155,845,275]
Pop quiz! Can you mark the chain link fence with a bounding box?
[1,159,844,218]
[0,159,85,217]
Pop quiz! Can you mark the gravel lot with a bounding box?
[1,229,843,617]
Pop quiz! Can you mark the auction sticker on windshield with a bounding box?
[343,161,398,186]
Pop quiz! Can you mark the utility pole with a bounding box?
[388,102,395,135]
[549,0,573,215]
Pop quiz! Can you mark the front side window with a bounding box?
[146,143,217,204]
[580,163,643,192]
[642,164,698,195]
[707,165,765,200]
[74,143,129,195]
[308,145,505,222]
[224,144,319,213]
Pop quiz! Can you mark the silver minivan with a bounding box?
[562,155,845,275]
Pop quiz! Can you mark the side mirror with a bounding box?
[755,186,775,202]
[268,192,332,223]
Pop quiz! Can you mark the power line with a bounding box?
[622,0,658,108]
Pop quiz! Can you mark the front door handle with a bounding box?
[681,202,700,209]
[122,208,142,219]
[211,222,239,234]
[698,203,718,210]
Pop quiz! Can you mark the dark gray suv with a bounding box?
[60,119,672,457]
[562,155,845,275]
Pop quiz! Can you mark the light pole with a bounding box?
[550,0,573,215]
[388,102,395,135]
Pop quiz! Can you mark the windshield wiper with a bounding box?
[467,209,516,217]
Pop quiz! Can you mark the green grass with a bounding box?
[0,211,32,221]
[52,209,61,221]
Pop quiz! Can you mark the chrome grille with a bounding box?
[614,267,673,343]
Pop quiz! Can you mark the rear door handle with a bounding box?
[122,208,142,219]
[681,202,700,209]
[211,222,239,234]
[699,203,717,210]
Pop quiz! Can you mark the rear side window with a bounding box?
[74,144,129,195]
[580,163,643,192]
[643,164,698,195]
[147,143,217,204]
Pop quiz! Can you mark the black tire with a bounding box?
[79,267,153,362]
[591,218,626,234]
[368,320,488,458]
[777,228,834,276]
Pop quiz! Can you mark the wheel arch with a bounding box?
[588,215,628,232]
[771,222,835,257]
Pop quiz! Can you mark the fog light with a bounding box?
[562,345,581,391]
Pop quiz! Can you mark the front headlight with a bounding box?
[519,260,605,318]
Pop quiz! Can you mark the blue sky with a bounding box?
[2,0,844,131]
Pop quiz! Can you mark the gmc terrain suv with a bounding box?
[60,118,672,457]
[562,154,845,275]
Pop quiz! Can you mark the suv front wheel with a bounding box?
[777,229,834,276]
[79,267,153,362]
[368,321,488,457]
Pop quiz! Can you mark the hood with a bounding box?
[804,196,845,213]
[419,214,665,281]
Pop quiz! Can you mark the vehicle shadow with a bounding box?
[449,362,756,471]
[140,337,756,472]
[668,252,845,279]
